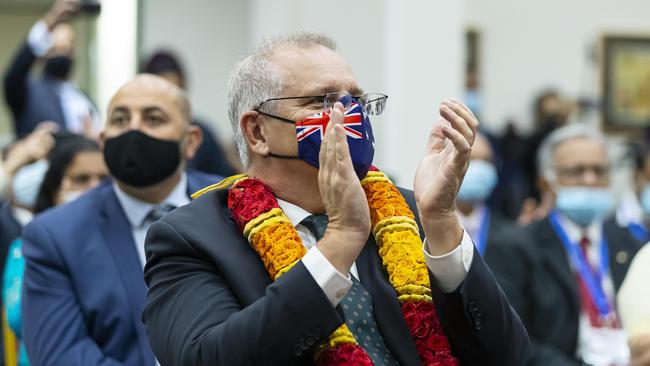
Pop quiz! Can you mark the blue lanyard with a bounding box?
[627,222,650,243]
[548,211,611,317]
[476,209,490,256]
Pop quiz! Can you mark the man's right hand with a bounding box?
[43,0,80,30]
[316,103,371,275]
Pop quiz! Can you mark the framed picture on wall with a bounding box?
[602,35,650,129]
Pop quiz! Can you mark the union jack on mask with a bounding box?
[295,102,375,179]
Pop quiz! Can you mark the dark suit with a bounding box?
[480,210,537,322]
[142,187,530,366]
[3,42,96,138]
[21,171,218,366]
[515,216,644,366]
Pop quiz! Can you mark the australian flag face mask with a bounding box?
[264,101,376,180]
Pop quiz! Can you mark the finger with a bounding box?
[450,98,478,120]
[446,99,479,134]
[441,124,471,158]
[424,122,448,153]
[334,124,354,176]
[440,102,474,141]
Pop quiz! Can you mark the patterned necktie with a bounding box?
[300,215,399,366]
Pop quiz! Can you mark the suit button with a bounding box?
[293,345,303,356]
[474,319,482,330]
[468,300,479,313]
[616,251,628,264]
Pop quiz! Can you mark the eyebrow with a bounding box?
[304,85,365,96]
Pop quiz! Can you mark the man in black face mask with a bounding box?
[19,74,220,366]
[3,0,101,138]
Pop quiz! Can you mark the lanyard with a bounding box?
[476,209,490,256]
[627,222,650,243]
[548,211,611,317]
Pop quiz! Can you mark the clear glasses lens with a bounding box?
[323,92,388,116]
[360,93,387,116]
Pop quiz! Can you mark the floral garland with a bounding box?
[195,170,458,365]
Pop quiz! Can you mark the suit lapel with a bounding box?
[603,219,642,292]
[100,188,155,366]
[538,218,580,314]
[356,237,422,366]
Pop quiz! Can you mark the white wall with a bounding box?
[140,0,463,186]
[465,0,650,134]
[140,0,250,137]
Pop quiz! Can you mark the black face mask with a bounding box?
[43,55,74,80]
[104,130,182,187]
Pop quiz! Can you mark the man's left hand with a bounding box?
[414,99,478,255]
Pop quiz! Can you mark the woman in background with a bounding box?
[2,135,107,366]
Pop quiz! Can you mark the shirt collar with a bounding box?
[276,198,312,227]
[113,172,189,228]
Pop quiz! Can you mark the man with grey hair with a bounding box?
[142,30,529,365]
[515,123,643,365]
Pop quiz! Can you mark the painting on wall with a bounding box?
[602,35,650,128]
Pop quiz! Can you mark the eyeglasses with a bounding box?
[555,164,610,182]
[256,92,388,116]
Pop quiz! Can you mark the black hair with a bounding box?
[141,50,185,87]
[33,134,101,214]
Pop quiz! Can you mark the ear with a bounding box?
[183,124,203,160]
[240,111,270,157]
[99,130,106,149]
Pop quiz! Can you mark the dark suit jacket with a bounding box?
[142,187,530,366]
[482,210,537,325]
[517,216,644,366]
[3,42,95,138]
[21,171,219,366]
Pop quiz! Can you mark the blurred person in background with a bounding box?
[0,123,57,276]
[2,0,100,139]
[2,135,106,366]
[0,124,55,365]
[618,244,650,366]
[520,124,643,365]
[141,51,239,176]
[616,143,650,244]
[455,133,535,322]
[20,74,219,366]
[517,90,574,224]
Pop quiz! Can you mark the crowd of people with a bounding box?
[0,0,648,365]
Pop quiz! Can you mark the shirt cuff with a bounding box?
[302,247,353,307]
[423,229,474,293]
[28,20,53,57]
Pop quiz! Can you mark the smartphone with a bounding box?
[79,0,101,16]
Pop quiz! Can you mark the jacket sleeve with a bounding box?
[142,219,344,366]
[429,247,531,366]
[21,220,125,366]
[3,42,36,118]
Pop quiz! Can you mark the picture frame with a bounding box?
[602,35,650,129]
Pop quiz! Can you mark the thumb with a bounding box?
[425,120,449,154]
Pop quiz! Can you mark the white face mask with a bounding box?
[61,190,84,204]
[12,160,49,209]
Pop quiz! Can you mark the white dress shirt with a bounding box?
[113,173,190,268]
[27,21,101,134]
[277,199,475,307]
[556,213,630,365]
